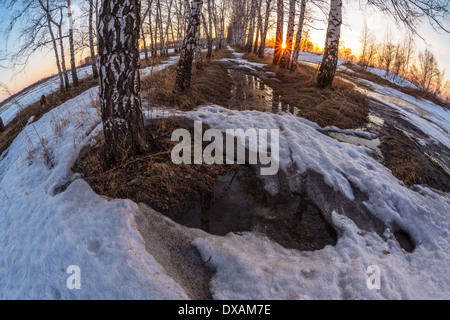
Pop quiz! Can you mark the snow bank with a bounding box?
[0,87,187,299]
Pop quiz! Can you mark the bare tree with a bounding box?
[359,20,372,67]
[88,0,99,79]
[317,0,342,88]
[175,0,204,91]
[291,0,307,71]
[246,0,257,52]
[273,0,284,65]
[258,0,273,58]
[98,0,148,162]
[67,0,79,87]
[380,30,395,75]
[281,0,296,68]
[367,0,450,36]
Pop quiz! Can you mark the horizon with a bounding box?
[1,1,450,103]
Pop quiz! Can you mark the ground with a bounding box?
[0,47,449,300]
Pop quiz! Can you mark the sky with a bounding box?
[1,0,450,103]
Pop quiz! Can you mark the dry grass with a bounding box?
[341,62,449,110]
[0,76,100,156]
[244,53,369,129]
[142,49,233,111]
[73,118,238,210]
[382,135,424,186]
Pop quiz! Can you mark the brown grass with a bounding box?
[244,53,369,129]
[142,49,233,110]
[73,118,238,210]
[0,76,100,156]
[382,135,424,187]
[341,62,449,110]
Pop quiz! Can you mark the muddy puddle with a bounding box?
[160,166,337,252]
[327,132,382,158]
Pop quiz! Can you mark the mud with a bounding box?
[162,166,338,252]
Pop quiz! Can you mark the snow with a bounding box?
[1,46,449,300]
[0,87,187,299]
[140,55,180,78]
[0,66,93,126]
[217,46,267,71]
[186,105,450,300]
[356,79,450,150]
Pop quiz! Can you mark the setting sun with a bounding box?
[281,42,287,49]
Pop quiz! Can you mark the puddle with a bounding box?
[227,69,274,112]
[327,132,382,158]
[394,230,415,253]
[161,167,337,252]
[226,68,299,116]
[357,87,431,118]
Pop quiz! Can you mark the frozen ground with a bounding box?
[0,48,449,299]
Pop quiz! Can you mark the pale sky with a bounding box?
[1,0,450,103]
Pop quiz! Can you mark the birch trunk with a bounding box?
[258,0,272,58]
[253,0,263,54]
[89,0,99,79]
[291,0,306,71]
[98,0,149,161]
[317,0,342,88]
[67,0,79,87]
[175,0,204,91]
[246,0,257,53]
[57,12,70,90]
[281,0,296,68]
[273,0,284,65]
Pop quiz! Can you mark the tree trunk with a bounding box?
[259,0,272,58]
[202,13,212,61]
[89,0,99,79]
[207,0,213,56]
[273,0,284,66]
[246,0,257,53]
[253,0,263,54]
[291,0,306,71]
[98,0,149,162]
[317,0,342,88]
[57,16,70,90]
[175,0,204,92]
[47,14,65,90]
[281,0,296,68]
[67,0,79,87]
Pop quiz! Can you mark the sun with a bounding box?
[281,42,287,49]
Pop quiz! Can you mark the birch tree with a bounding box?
[88,0,99,79]
[258,0,273,58]
[175,0,204,91]
[316,0,342,88]
[98,0,148,162]
[281,0,296,68]
[246,0,257,53]
[291,0,306,71]
[273,0,284,65]
[67,0,79,87]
